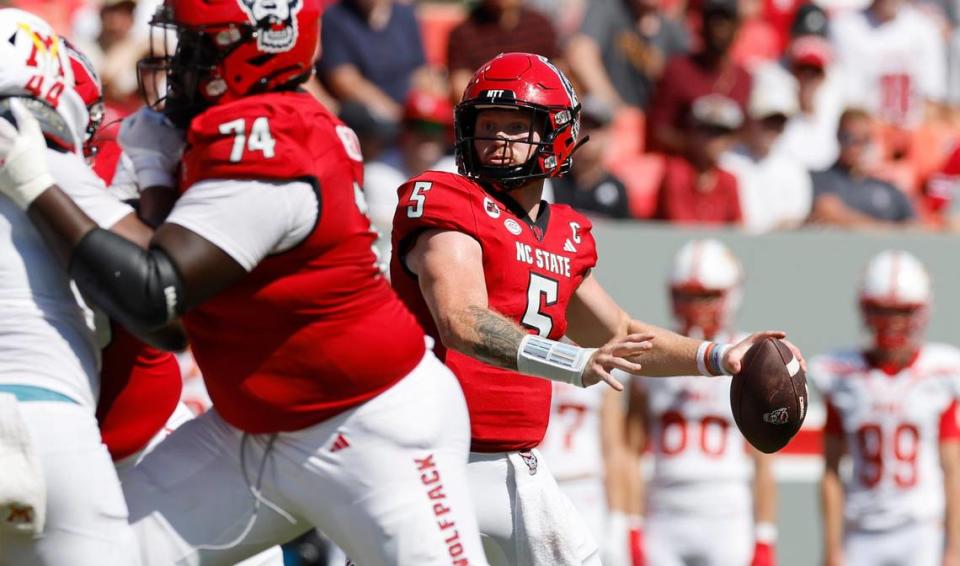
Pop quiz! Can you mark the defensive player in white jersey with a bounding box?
[0,9,149,565]
[812,250,960,566]
[537,382,626,561]
[622,240,778,566]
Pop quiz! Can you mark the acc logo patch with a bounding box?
[236,0,303,53]
[762,407,790,425]
[504,218,522,235]
[483,197,501,219]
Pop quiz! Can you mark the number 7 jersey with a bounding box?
[391,171,598,453]
[810,344,960,530]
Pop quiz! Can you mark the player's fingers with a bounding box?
[594,366,624,391]
[623,332,656,343]
[609,340,653,358]
[0,118,17,154]
[604,356,644,376]
[752,330,786,342]
[9,100,40,138]
[781,338,807,371]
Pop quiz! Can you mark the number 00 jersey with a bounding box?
[810,344,960,530]
[391,171,598,453]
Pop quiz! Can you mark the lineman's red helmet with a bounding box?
[142,0,320,127]
[455,52,583,189]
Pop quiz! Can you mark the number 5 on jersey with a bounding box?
[407,181,432,218]
[219,117,276,162]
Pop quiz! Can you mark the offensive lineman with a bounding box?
[390,52,803,565]
[812,250,960,566]
[0,1,489,564]
[623,240,778,566]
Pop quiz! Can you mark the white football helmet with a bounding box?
[669,239,743,340]
[859,250,931,351]
[0,9,86,154]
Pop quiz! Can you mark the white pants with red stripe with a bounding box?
[844,519,944,566]
[468,449,600,566]
[121,352,487,566]
[0,402,141,566]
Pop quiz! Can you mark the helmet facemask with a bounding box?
[455,100,578,190]
[861,301,928,352]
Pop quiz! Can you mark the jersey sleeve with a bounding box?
[48,150,134,229]
[391,173,481,261]
[166,179,318,272]
[939,399,960,442]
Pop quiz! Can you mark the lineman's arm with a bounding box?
[565,273,804,376]
[940,438,960,565]
[405,229,652,389]
[821,433,846,566]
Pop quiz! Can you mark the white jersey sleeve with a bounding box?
[48,150,133,229]
[165,179,319,272]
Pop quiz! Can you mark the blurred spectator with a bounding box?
[775,33,846,171]
[830,0,947,127]
[318,0,428,122]
[446,0,559,99]
[552,97,632,217]
[728,0,780,67]
[721,69,812,232]
[566,0,689,110]
[363,90,455,266]
[922,142,960,228]
[645,0,751,155]
[655,94,744,224]
[809,108,918,227]
[72,0,147,112]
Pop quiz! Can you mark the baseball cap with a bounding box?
[403,89,453,134]
[788,35,832,69]
[748,78,797,120]
[691,94,743,131]
[791,4,829,38]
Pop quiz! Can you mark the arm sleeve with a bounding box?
[165,179,319,272]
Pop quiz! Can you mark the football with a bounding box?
[730,338,808,454]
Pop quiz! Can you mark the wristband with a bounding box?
[697,341,732,377]
[755,522,778,543]
[517,334,596,387]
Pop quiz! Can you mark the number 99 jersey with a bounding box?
[391,171,598,453]
[810,344,960,530]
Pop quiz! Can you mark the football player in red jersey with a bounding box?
[0,1,488,565]
[390,52,804,565]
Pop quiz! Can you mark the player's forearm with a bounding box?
[942,442,960,554]
[442,305,525,370]
[625,319,701,377]
[820,470,845,558]
[753,454,778,525]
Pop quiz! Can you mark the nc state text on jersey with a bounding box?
[515,242,572,278]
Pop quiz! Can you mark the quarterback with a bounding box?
[390,52,802,565]
[0,1,488,565]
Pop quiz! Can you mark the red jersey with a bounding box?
[98,322,183,461]
[655,157,742,225]
[179,92,426,433]
[390,171,598,452]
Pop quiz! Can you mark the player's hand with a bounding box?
[118,107,185,190]
[750,541,776,566]
[0,99,54,209]
[582,333,654,391]
[724,331,806,375]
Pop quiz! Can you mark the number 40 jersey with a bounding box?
[391,170,598,453]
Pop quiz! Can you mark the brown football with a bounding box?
[730,338,808,454]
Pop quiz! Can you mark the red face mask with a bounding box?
[672,289,726,340]
[861,302,927,351]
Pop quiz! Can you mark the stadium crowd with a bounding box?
[2,1,960,566]
[19,0,960,236]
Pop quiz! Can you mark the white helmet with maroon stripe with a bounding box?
[0,9,86,154]
[669,239,743,340]
[859,250,931,350]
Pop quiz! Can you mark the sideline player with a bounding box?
[0,9,148,564]
[390,52,802,565]
[622,239,778,566]
[0,1,488,565]
[812,250,960,566]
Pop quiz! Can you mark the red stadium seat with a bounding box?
[416,3,467,69]
[608,153,666,219]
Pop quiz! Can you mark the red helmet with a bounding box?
[455,52,583,190]
[143,0,320,127]
[62,38,103,152]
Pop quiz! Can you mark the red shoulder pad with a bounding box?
[392,171,483,249]
[182,92,349,188]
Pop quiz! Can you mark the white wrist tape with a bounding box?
[129,154,176,190]
[517,334,596,387]
[697,341,733,377]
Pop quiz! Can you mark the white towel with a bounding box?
[509,450,600,566]
[0,394,46,535]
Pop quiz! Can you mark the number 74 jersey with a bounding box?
[391,171,598,453]
[809,344,960,530]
